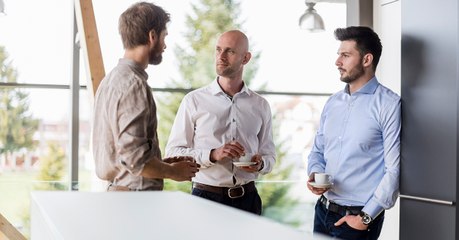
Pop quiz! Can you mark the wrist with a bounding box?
[258,160,264,172]
[359,211,372,225]
[209,149,216,163]
[161,161,174,179]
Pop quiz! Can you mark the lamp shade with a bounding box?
[299,2,325,32]
[0,0,4,14]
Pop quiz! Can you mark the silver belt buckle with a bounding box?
[228,186,245,198]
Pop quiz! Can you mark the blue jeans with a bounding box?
[313,199,385,240]
[192,187,262,215]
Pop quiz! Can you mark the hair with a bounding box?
[118,2,170,49]
[334,26,382,71]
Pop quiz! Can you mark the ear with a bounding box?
[148,30,157,46]
[362,53,373,68]
[242,52,252,65]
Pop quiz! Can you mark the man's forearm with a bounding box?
[140,158,172,179]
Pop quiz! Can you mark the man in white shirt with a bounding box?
[165,30,276,214]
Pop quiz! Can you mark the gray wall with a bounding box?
[401,0,458,239]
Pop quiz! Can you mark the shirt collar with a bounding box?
[119,58,148,81]
[209,77,251,96]
[344,77,379,95]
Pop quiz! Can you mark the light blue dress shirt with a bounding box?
[308,77,401,218]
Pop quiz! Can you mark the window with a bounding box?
[0,0,346,237]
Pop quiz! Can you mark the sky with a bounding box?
[0,0,346,121]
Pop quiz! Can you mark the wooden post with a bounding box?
[74,0,105,96]
[0,213,26,240]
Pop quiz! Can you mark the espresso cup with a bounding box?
[238,153,255,162]
[315,173,331,184]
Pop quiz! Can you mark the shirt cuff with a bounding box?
[308,167,324,176]
[258,159,265,173]
[200,149,215,167]
[362,198,384,219]
[119,157,146,176]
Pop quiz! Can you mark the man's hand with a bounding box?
[236,154,262,172]
[236,154,262,173]
[307,172,330,195]
[334,215,368,230]
[168,161,200,182]
[210,141,245,162]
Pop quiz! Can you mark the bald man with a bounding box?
[165,30,276,214]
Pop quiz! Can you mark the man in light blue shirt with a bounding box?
[307,26,400,240]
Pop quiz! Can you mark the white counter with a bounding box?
[31,191,309,240]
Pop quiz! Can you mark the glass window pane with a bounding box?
[0,0,353,237]
[78,89,106,191]
[0,0,73,85]
[0,88,71,237]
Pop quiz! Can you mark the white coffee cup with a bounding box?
[238,153,255,162]
[315,173,331,184]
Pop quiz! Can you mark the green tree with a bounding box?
[158,0,300,226]
[159,0,252,192]
[35,142,66,190]
[17,143,67,238]
[0,46,39,165]
[257,114,301,226]
[158,0,259,153]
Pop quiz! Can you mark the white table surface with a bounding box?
[31,191,311,240]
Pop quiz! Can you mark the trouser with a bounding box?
[314,198,385,240]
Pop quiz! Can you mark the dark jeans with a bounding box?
[191,187,262,215]
[313,199,385,240]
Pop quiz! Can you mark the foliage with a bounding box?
[35,142,67,190]
[157,0,300,226]
[257,113,300,226]
[157,0,260,152]
[0,46,39,162]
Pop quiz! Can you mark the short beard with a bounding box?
[340,63,364,83]
[149,43,163,65]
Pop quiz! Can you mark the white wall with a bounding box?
[374,0,401,95]
[373,0,401,239]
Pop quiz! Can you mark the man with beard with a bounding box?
[165,30,276,215]
[92,2,199,191]
[307,26,401,239]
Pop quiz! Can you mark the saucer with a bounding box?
[309,181,332,189]
[233,162,257,167]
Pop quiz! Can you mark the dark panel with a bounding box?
[401,0,457,204]
[400,199,455,240]
[401,0,458,239]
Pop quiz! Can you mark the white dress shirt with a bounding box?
[165,79,276,187]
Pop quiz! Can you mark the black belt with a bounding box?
[319,195,363,216]
[193,182,256,199]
